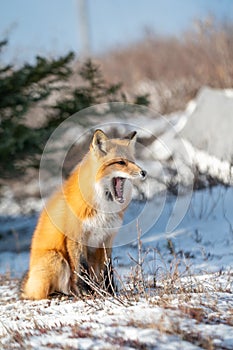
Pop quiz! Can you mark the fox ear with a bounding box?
[126,131,137,140]
[126,131,137,147]
[91,129,108,154]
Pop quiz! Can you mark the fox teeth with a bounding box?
[112,177,126,203]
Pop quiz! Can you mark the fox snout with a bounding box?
[133,164,147,180]
[124,162,147,181]
[140,169,147,179]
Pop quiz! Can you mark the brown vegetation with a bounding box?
[98,18,233,113]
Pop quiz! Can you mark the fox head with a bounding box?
[89,129,147,205]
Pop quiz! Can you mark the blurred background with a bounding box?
[2,0,233,62]
[1,6,233,345]
[0,0,233,206]
[0,0,233,281]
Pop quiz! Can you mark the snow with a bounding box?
[180,86,233,161]
[1,89,233,349]
[1,185,232,277]
[0,278,232,349]
[0,185,233,349]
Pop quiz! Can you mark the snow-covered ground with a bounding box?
[0,185,232,349]
[1,185,232,278]
[0,275,232,350]
[0,88,233,349]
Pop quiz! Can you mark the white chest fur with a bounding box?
[83,211,122,248]
[82,179,131,248]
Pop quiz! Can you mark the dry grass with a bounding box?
[0,251,232,349]
[97,18,233,114]
[0,220,232,349]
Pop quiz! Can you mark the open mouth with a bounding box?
[112,177,126,203]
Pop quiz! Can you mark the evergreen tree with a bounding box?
[0,40,149,177]
[0,40,74,175]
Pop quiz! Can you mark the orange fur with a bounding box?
[21,130,146,300]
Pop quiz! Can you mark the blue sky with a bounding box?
[0,0,233,63]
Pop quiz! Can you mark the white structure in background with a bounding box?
[77,0,91,57]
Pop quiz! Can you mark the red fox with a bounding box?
[21,129,147,300]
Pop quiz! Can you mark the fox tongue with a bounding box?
[114,177,124,202]
[115,177,122,197]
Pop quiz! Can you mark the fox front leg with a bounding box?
[66,238,85,297]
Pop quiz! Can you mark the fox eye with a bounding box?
[117,160,126,166]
